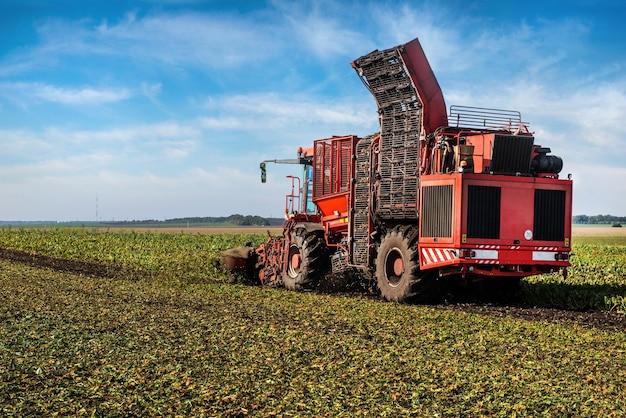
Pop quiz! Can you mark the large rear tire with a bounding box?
[375,226,436,303]
[282,228,326,291]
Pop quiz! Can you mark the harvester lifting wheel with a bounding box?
[282,228,326,291]
[375,226,436,303]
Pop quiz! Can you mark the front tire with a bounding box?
[282,229,326,291]
[375,226,436,303]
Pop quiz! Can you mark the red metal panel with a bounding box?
[501,184,534,241]
[399,38,448,134]
[418,172,572,274]
[312,136,357,233]
[316,194,348,217]
[465,133,495,173]
[313,135,356,201]
[460,173,573,249]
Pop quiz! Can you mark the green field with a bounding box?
[0,228,625,415]
[0,228,623,312]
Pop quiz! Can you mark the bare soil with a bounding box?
[0,248,126,279]
[572,225,626,236]
[438,303,626,332]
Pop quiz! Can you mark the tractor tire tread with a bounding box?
[375,225,437,303]
[282,228,327,291]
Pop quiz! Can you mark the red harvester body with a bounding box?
[223,37,572,302]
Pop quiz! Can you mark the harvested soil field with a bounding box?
[0,246,624,333]
[1,260,625,416]
[572,225,626,237]
[0,248,126,279]
[0,227,624,313]
[438,303,626,332]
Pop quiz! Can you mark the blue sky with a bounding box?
[0,0,625,220]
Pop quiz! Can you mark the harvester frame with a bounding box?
[223,37,572,303]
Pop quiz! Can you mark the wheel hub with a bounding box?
[384,247,405,286]
[291,252,301,269]
[287,245,302,278]
[393,257,404,276]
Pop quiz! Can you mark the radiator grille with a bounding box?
[490,135,534,175]
[421,185,453,237]
[534,189,565,241]
[467,186,501,239]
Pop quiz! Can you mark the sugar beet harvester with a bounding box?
[222,37,572,302]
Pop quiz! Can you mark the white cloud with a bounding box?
[43,121,201,143]
[0,2,623,218]
[0,121,202,190]
[287,13,371,58]
[0,89,375,169]
[0,154,114,178]
[161,139,195,159]
[371,4,462,72]
[199,116,246,130]
[163,147,190,159]
[203,92,376,132]
[267,0,372,59]
[0,128,54,154]
[568,163,626,215]
[30,12,282,69]
[35,84,130,105]
[0,165,285,221]
[369,6,590,79]
[0,82,131,105]
[446,78,626,151]
[0,87,378,220]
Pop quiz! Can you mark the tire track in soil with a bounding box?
[310,278,626,331]
[322,288,626,332]
[0,247,129,279]
[0,247,624,332]
[436,304,626,332]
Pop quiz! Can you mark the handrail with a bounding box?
[449,105,528,131]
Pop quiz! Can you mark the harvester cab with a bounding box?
[222,36,572,303]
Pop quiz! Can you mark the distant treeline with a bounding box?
[0,215,285,227]
[101,214,284,227]
[573,215,626,224]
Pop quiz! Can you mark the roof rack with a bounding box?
[449,105,528,131]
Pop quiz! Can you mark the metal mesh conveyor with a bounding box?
[353,47,421,220]
[351,134,375,265]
